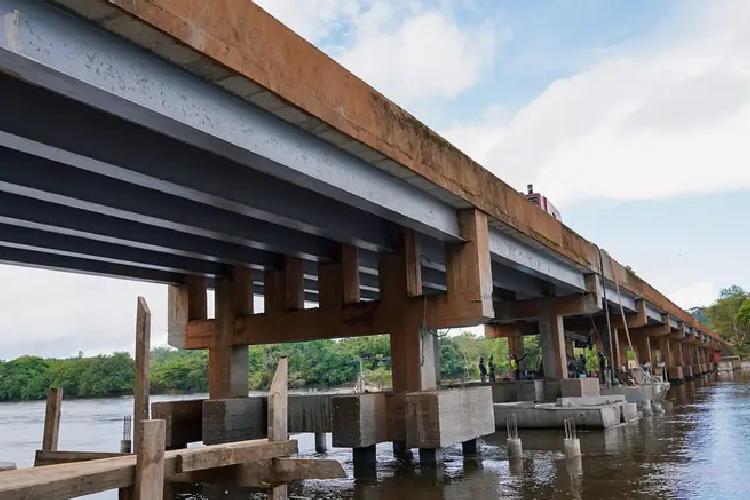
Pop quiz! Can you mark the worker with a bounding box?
[488,355,496,383]
[479,356,487,384]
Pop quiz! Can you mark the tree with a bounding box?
[706,286,750,354]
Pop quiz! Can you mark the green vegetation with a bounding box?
[0,333,525,401]
[703,285,750,356]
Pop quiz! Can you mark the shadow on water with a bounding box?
[2,374,750,499]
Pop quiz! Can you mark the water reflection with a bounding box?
[2,374,750,498]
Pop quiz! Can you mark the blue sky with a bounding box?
[1,1,748,358]
[258,0,750,307]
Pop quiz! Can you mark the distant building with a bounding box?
[525,184,561,221]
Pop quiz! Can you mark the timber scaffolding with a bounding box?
[0,0,727,494]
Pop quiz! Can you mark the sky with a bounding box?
[1,0,748,359]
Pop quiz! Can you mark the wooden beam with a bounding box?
[267,357,289,499]
[42,387,63,452]
[1,439,301,499]
[175,439,296,473]
[341,244,361,303]
[402,230,422,297]
[427,209,492,327]
[133,297,151,454]
[134,419,165,500]
[272,457,345,482]
[34,450,129,467]
[167,276,207,348]
[283,257,305,310]
[494,293,600,322]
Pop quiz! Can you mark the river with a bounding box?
[1,373,749,499]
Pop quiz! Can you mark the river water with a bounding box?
[1,373,749,499]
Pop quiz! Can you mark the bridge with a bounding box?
[0,0,723,473]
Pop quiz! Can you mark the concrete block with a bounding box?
[332,393,387,448]
[202,398,265,445]
[668,366,684,382]
[405,386,494,449]
[516,380,545,401]
[494,401,621,429]
[151,399,203,448]
[543,380,561,401]
[561,378,600,398]
[620,402,638,422]
[491,382,519,402]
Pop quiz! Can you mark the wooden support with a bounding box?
[427,209,492,327]
[283,257,305,310]
[1,439,300,499]
[42,387,63,451]
[167,276,207,348]
[133,419,165,500]
[35,450,129,467]
[267,356,289,499]
[341,244,361,303]
[209,267,251,399]
[133,297,151,454]
[494,294,600,322]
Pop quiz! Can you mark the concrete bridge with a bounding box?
[0,0,723,468]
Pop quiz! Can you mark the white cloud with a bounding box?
[0,265,168,359]
[668,281,716,309]
[256,1,495,105]
[443,0,750,207]
[338,6,495,103]
[253,0,361,42]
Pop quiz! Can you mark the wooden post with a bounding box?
[133,297,151,453]
[210,267,251,399]
[42,388,63,451]
[134,419,165,500]
[267,357,288,499]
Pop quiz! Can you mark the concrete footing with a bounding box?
[419,448,443,467]
[0,462,17,471]
[563,437,581,457]
[392,440,411,459]
[494,395,638,429]
[314,432,327,454]
[461,438,479,456]
[353,445,377,478]
[506,438,523,458]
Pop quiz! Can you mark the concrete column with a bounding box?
[539,313,567,379]
[390,323,438,393]
[462,438,479,457]
[508,334,522,379]
[353,445,377,478]
[314,432,327,454]
[419,447,443,467]
[392,441,411,459]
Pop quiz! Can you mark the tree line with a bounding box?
[691,285,750,356]
[0,333,537,401]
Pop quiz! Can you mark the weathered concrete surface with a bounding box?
[405,387,494,449]
[493,401,623,429]
[152,399,203,448]
[331,393,388,448]
[202,393,335,445]
[600,383,670,404]
[52,0,725,341]
[668,367,684,383]
[561,378,600,398]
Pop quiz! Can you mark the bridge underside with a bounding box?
[0,0,721,464]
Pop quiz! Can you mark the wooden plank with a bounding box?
[283,257,305,310]
[268,357,289,499]
[267,357,289,442]
[175,439,296,473]
[210,274,248,399]
[134,419,165,500]
[34,450,129,467]
[133,297,151,453]
[42,387,63,451]
[186,275,208,320]
[341,244,361,303]
[0,456,135,499]
[271,457,345,482]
